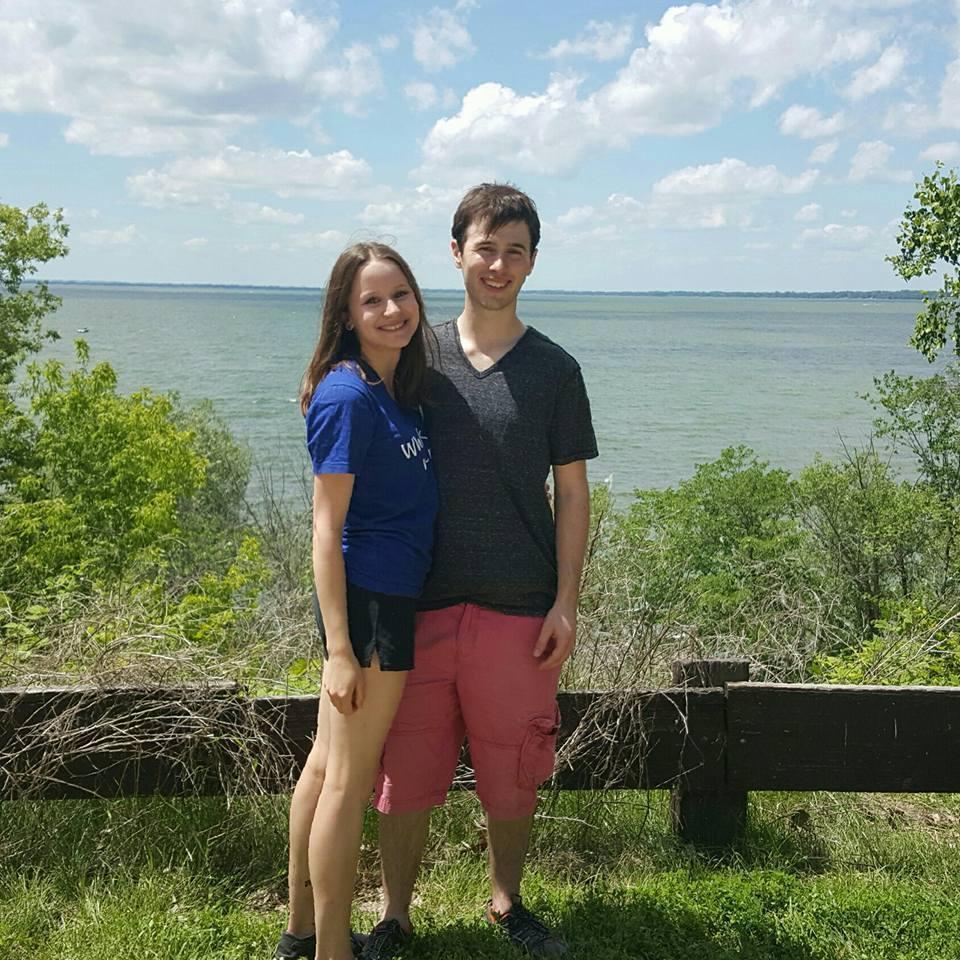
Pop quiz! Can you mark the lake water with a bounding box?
[40,284,936,497]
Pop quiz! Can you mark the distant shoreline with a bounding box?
[40,279,926,301]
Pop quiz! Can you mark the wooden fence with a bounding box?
[2,659,958,848]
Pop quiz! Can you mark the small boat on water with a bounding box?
[76,327,90,333]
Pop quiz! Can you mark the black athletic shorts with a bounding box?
[312,581,416,672]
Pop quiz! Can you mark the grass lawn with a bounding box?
[2,789,958,959]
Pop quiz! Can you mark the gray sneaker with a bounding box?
[359,918,412,960]
[485,897,568,957]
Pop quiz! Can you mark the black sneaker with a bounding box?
[485,896,568,957]
[273,930,365,959]
[359,918,411,960]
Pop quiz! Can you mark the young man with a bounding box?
[366,183,597,959]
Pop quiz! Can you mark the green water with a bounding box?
[41,283,937,496]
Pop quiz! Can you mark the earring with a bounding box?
[345,322,354,331]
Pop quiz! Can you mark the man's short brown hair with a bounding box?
[451,183,540,253]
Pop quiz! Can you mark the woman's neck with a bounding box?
[360,349,399,396]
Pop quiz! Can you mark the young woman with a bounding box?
[275,243,437,960]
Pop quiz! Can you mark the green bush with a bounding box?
[0,342,207,598]
[815,597,960,685]
[797,449,950,642]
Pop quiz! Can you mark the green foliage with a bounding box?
[0,342,207,597]
[625,447,805,631]
[797,449,947,639]
[869,365,960,499]
[577,441,960,686]
[573,447,825,687]
[888,163,960,361]
[174,535,270,646]
[816,598,960,686]
[0,202,68,386]
[169,399,253,572]
[0,202,69,495]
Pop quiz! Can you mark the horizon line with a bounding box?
[40,278,926,298]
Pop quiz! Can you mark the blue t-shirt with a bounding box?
[305,363,437,597]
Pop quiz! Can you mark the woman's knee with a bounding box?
[317,773,377,812]
[301,742,329,784]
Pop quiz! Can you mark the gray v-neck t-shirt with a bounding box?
[420,319,598,616]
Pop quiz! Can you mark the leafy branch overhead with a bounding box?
[888,164,960,362]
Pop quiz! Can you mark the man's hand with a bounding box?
[323,650,365,714]
[533,603,576,670]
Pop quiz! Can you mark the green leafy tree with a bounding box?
[888,163,960,361]
[622,447,810,643]
[0,203,69,494]
[0,342,207,597]
[797,448,948,639]
[0,203,68,385]
[870,366,960,500]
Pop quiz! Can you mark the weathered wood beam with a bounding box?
[727,682,960,792]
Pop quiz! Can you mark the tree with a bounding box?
[870,366,960,501]
[888,163,960,362]
[0,203,69,495]
[0,203,69,385]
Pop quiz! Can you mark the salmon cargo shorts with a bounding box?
[374,604,562,821]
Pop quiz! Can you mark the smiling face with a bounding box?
[452,219,537,315]
[348,257,421,366]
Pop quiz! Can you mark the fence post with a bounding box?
[670,658,750,849]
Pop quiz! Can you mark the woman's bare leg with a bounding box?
[285,694,331,936]
[310,660,406,960]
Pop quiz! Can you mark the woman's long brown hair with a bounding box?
[299,242,435,414]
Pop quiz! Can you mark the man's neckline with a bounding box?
[452,317,532,377]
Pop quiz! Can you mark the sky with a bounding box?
[0,0,958,291]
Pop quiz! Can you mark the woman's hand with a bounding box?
[323,650,365,714]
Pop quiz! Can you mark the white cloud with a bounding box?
[882,101,940,137]
[796,223,874,249]
[883,46,960,137]
[128,145,372,209]
[404,82,439,111]
[309,43,383,108]
[183,237,208,248]
[412,5,475,71]
[844,45,906,100]
[921,141,960,163]
[420,76,592,178]
[419,0,879,178]
[795,203,823,222]
[78,225,140,246]
[0,132,8,148]
[940,58,960,125]
[849,140,913,182]
[808,141,839,165]
[542,20,634,61]
[653,158,819,196]
[357,183,463,234]
[379,34,399,51]
[289,229,349,249]
[0,0,381,157]
[552,158,818,241]
[779,105,846,139]
[556,205,597,227]
[229,202,305,225]
[557,190,752,233]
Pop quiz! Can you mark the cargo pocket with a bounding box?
[518,703,561,789]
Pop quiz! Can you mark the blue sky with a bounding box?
[1,0,958,291]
